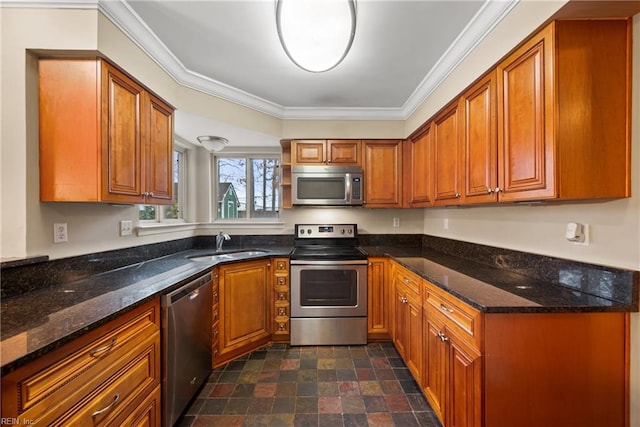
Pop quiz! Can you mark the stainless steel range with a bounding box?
[290,224,368,346]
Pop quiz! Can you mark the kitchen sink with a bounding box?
[187,250,269,262]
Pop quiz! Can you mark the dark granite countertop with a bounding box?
[0,247,291,373]
[363,246,636,314]
[2,241,636,373]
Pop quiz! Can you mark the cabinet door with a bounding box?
[406,296,423,386]
[327,139,361,165]
[424,313,447,424]
[101,62,145,203]
[497,24,555,201]
[145,93,173,204]
[219,260,271,359]
[448,330,482,427]
[462,71,498,204]
[433,101,463,206]
[292,140,326,164]
[367,258,388,338]
[362,140,402,207]
[393,286,408,360]
[404,126,432,207]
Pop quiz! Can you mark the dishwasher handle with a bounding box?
[162,272,212,307]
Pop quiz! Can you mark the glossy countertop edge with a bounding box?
[363,246,636,314]
[0,248,290,373]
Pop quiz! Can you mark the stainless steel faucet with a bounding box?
[216,231,231,252]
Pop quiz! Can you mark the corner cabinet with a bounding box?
[496,19,631,202]
[1,298,161,426]
[404,125,433,207]
[39,57,174,204]
[215,259,271,367]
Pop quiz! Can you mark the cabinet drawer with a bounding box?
[2,300,159,422]
[395,268,422,298]
[424,282,481,345]
[54,336,159,426]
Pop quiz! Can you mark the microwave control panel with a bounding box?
[295,224,357,238]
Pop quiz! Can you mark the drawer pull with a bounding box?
[89,337,117,357]
[440,304,454,314]
[92,393,119,418]
[437,332,449,343]
[403,277,410,283]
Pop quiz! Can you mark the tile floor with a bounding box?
[177,342,442,427]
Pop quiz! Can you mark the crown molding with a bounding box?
[4,0,517,121]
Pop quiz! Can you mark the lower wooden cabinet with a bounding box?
[215,259,271,367]
[367,257,390,340]
[272,258,291,340]
[211,267,220,366]
[1,298,160,426]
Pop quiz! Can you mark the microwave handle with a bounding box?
[345,173,352,203]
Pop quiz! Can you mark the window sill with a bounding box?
[136,222,199,236]
[136,221,286,236]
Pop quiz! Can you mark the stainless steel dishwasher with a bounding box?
[162,272,212,427]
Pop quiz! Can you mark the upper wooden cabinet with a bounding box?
[432,101,463,206]
[461,71,498,205]
[292,139,361,165]
[39,58,174,204]
[362,140,403,208]
[496,19,631,202]
[404,125,433,207]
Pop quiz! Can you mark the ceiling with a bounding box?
[97,0,519,146]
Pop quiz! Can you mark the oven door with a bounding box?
[290,261,367,317]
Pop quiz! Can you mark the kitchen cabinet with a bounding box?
[39,57,174,204]
[496,19,631,202]
[272,258,291,341]
[423,281,482,427]
[391,262,423,386]
[432,101,463,206]
[280,140,293,209]
[367,257,390,340]
[404,124,433,207]
[1,298,160,426]
[216,259,271,366]
[362,140,403,208]
[461,71,498,204]
[211,267,220,366]
[292,139,361,165]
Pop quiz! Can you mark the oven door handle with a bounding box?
[290,259,368,265]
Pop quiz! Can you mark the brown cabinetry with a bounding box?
[39,57,174,204]
[423,281,482,427]
[211,267,220,366]
[272,258,291,340]
[1,298,160,426]
[496,19,631,202]
[432,101,463,206]
[391,262,424,386]
[292,139,361,165]
[367,257,389,340]
[404,125,433,207]
[216,259,271,366]
[362,140,403,208]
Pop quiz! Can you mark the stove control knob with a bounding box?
[348,229,353,234]
[307,229,312,235]
[341,229,345,234]
[300,229,305,235]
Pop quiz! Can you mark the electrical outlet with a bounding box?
[393,218,400,227]
[54,223,68,243]
[120,220,133,236]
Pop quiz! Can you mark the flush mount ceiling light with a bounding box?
[276,0,357,73]
[197,135,229,152]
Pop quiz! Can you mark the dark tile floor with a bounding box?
[177,343,442,427]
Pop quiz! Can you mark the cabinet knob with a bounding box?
[487,188,494,194]
[455,193,460,198]
[437,331,449,343]
[494,187,502,193]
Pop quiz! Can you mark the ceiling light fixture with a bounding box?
[197,135,229,152]
[276,0,357,73]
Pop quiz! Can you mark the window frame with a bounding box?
[212,149,281,223]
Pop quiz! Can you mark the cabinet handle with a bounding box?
[455,192,460,198]
[440,304,454,313]
[278,292,286,300]
[494,187,502,193]
[92,393,120,418]
[213,329,219,339]
[400,296,408,304]
[487,188,494,194]
[437,332,449,343]
[90,337,117,357]
[278,323,286,331]
[403,277,410,284]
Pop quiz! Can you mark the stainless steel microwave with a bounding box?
[291,165,363,206]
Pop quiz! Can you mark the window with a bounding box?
[215,155,280,220]
[139,148,186,221]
